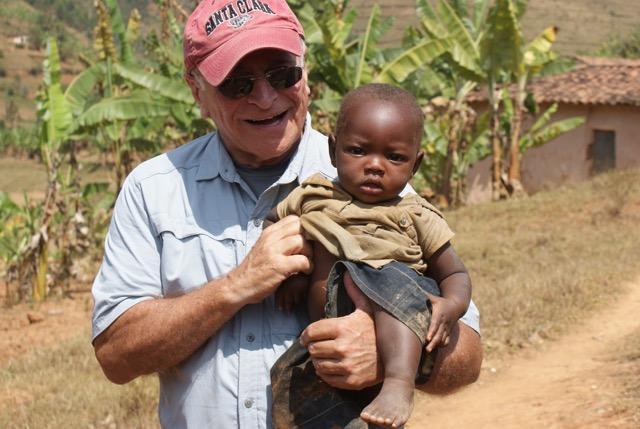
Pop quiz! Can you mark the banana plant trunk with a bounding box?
[440,124,458,207]
[489,82,503,200]
[508,77,527,196]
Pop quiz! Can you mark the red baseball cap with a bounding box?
[184,0,305,86]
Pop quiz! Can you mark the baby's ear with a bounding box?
[412,150,425,175]
[328,134,338,168]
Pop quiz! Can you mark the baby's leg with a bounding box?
[360,303,422,428]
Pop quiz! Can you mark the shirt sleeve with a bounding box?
[274,183,306,219]
[91,173,162,342]
[413,205,455,259]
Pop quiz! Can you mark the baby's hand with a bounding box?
[275,273,309,313]
[425,294,459,353]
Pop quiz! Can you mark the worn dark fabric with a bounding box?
[271,261,439,428]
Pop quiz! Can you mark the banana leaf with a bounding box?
[480,0,523,78]
[65,64,104,117]
[104,0,134,64]
[521,117,585,151]
[77,91,172,127]
[377,38,451,84]
[43,38,72,143]
[113,63,194,104]
[355,4,392,87]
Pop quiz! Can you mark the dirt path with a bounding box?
[0,292,93,367]
[409,278,640,428]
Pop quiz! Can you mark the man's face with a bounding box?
[330,99,423,204]
[191,49,309,168]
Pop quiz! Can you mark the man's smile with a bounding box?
[245,110,288,126]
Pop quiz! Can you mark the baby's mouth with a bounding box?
[360,180,383,191]
[246,110,287,125]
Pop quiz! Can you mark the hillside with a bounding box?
[1,0,638,126]
[349,0,640,55]
[0,0,86,123]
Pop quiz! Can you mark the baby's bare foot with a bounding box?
[360,377,414,428]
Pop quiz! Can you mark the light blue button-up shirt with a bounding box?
[92,115,480,428]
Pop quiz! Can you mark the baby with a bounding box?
[271,83,472,428]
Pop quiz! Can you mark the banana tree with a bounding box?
[410,0,494,204]
[80,0,203,192]
[500,94,585,189]
[506,25,560,194]
[415,0,576,200]
[289,0,453,133]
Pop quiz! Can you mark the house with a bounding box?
[465,56,640,203]
[11,35,29,49]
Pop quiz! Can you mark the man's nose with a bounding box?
[247,77,278,109]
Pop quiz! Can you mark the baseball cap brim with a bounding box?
[196,27,303,87]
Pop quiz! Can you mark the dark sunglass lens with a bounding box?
[267,67,302,90]
[218,77,253,99]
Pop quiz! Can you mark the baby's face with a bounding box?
[331,99,422,204]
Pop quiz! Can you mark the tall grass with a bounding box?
[448,168,640,354]
[0,333,158,428]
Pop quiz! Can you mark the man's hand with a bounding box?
[300,273,382,390]
[230,215,312,304]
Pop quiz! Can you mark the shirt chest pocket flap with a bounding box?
[154,216,243,294]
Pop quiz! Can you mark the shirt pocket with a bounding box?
[155,217,244,297]
[265,295,307,337]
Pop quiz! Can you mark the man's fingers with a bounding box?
[312,358,346,376]
[300,318,342,346]
[305,339,346,359]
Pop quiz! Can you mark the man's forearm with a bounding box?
[417,321,482,394]
[93,275,244,384]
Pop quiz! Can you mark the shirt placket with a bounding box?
[237,212,266,429]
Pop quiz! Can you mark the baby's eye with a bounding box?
[388,153,407,162]
[347,147,365,155]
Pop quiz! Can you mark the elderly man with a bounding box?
[91,0,482,428]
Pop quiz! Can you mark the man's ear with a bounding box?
[328,134,337,168]
[412,150,424,175]
[185,73,208,118]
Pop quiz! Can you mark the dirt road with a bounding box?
[409,278,640,428]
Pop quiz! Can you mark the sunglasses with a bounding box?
[217,65,303,99]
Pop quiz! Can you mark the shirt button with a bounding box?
[253,218,261,227]
[244,399,253,408]
[246,333,255,343]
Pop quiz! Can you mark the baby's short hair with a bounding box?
[336,83,424,144]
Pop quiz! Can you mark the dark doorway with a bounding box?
[591,130,616,174]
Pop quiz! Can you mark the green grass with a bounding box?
[0,1,39,24]
[0,332,159,428]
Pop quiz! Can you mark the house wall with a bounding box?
[465,104,640,204]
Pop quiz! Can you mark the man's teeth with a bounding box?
[247,112,285,125]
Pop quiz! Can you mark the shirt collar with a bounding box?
[195,132,230,181]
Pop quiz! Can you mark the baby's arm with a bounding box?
[424,242,471,352]
[275,274,309,312]
[307,241,338,322]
